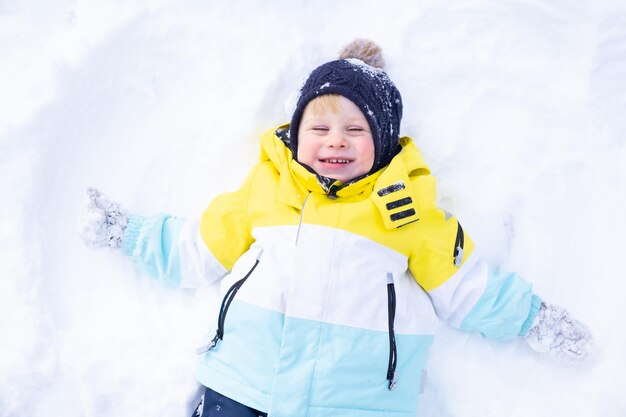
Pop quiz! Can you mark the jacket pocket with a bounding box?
[386,272,398,390]
[196,250,263,354]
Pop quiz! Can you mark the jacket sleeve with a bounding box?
[197,165,258,271]
[409,209,542,340]
[120,166,258,288]
[120,215,228,288]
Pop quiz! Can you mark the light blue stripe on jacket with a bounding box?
[459,269,542,339]
[121,214,185,287]
[197,300,434,417]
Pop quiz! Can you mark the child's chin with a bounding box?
[316,168,353,182]
[322,173,348,182]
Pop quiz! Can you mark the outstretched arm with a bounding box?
[79,188,226,288]
[410,209,593,361]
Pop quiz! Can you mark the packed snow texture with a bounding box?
[1,1,625,416]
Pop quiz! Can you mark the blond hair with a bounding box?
[304,94,342,115]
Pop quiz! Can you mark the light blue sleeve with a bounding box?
[120,214,185,287]
[458,269,542,340]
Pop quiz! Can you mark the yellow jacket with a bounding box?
[123,125,541,417]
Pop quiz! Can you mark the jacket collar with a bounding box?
[260,125,431,229]
[369,136,431,229]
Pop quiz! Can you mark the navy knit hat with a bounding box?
[289,40,403,175]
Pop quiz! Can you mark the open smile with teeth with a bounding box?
[320,158,353,164]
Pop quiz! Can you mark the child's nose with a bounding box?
[327,131,348,147]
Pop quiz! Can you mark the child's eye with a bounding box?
[312,126,329,131]
[347,126,365,132]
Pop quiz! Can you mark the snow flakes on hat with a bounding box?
[289,39,404,175]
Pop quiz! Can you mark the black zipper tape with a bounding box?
[453,221,464,267]
[386,273,398,390]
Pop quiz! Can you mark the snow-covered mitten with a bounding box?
[80,187,128,249]
[525,302,593,361]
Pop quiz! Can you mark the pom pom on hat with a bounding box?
[339,38,385,69]
[289,39,403,176]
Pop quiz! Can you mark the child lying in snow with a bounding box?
[81,39,593,417]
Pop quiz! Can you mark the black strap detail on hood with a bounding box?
[276,126,291,147]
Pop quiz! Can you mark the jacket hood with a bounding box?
[259,124,433,229]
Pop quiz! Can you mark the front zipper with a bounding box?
[196,250,263,354]
[386,272,398,390]
[295,192,311,245]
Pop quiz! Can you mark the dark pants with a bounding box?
[192,386,268,417]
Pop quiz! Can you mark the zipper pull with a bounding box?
[453,221,465,267]
[388,371,398,390]
[196,332,221,355]
[454,246,464,267]
[327,183,341,199]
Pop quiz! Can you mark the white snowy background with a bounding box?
[1,0,625,416]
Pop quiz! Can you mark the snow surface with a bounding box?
[1,0,625,416]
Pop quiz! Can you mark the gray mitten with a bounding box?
[80,187,128,249]
[525,302,593,361]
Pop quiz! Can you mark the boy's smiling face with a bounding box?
[297,95,375,183]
